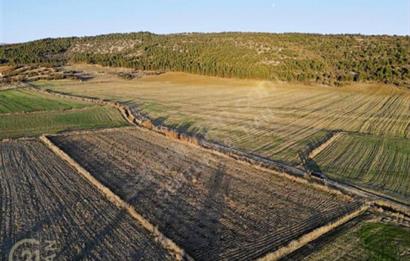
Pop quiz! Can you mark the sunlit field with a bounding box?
[32,64,410,202]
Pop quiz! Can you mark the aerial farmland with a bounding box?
[1,60,408,259]
[1,3,410,259]
[33,64,410,204]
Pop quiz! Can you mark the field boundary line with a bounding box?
[258,204,369,261]
[327,178,410,210]
[39,135,194,261]
[48,124,353,201]
[308,131,344,159]
[372,200,410,220]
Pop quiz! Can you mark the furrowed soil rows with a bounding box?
[0,139,172,260]
[50,127,362,260]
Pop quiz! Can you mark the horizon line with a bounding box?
[2,30,409,45]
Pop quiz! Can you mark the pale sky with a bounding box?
[1,0,409,43]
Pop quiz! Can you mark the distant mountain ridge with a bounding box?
[1,32,409,86]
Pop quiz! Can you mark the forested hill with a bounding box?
[1,32,409,86]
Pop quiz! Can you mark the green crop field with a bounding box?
[0,106,128,139]
[313,133,410,202]
[0,88,129,139]
[0,89,90,113]
[305,221,410,260]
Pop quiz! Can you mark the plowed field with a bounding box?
[50,127,362,260]
[0,139,172,260]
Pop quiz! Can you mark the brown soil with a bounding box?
[0,139,173,260]
[49,127,363,260]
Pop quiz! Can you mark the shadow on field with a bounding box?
[305,158,323,174]
[156,162,231,260]
[69,210,130,260]
[192,163,231,258]
[188,163,230,260]
[298,152,324,178]
[153,116,207,137]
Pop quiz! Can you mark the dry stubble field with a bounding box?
[33,64,410,202]
[49,127,362,260]
[0,139,173,260]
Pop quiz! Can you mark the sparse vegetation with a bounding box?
[0,106,128,139]
[34,68,410,159]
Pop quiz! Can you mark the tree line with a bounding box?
[1,32,409,86]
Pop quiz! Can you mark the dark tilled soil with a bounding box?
[50,128,362,260]
[0,139,172,260]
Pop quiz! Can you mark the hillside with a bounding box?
[1,32,409,86]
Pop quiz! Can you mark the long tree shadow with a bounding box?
[186,162,231,260]
[69,210,128,260]
[153,116,207,138]
[143,161,231,260]
[305,158,324,178]
[298,152,324,179]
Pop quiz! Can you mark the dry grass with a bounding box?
[0,65,14,74]
[35,68,410,164]
[33,64,410,201]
